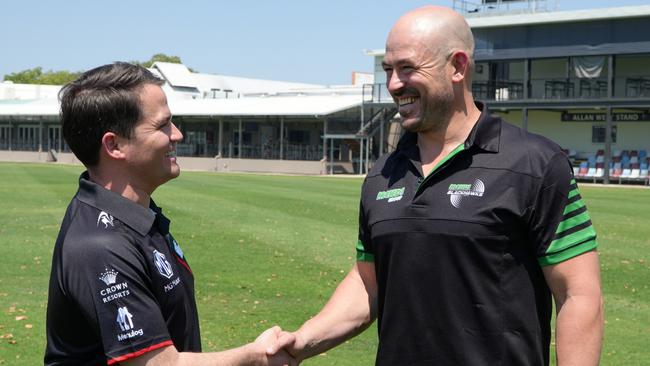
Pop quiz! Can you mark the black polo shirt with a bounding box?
[45,172,200,365]
[357,103,597,366]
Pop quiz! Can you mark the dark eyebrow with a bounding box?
[383,59,413,69]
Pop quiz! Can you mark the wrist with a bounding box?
[243,341,266,365]
[292,329,310,361]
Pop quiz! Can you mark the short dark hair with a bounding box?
[59,62,164,167]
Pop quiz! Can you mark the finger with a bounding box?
[256,326,278,342]
[266,331,296,355]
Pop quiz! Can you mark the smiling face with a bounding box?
[383,22,455,133]
[121,84,183,194]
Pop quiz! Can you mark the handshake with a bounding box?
[252,326,306,366]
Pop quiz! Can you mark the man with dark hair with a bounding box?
[269,6,604,366]
[45,62,296,366]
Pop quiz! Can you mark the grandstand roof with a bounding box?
[365,5,650,56]
[0,93,362,118]
[151,62,322,96]
[168,94,361,117]
[466,5,650,28]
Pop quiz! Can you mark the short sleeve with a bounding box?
[356,182,375,262]
[527,152,598,266]
[61,230,173,363]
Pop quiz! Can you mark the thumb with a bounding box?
[266,331,296,355]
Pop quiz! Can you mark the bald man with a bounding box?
[269,6,603,365]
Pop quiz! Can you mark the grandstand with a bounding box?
[0,63,388,174]
[1,1,650,182]
[366,0,650,184]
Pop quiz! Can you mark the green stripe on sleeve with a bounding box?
[547,225,597,254]
[567,188,580,200]
[538,239,597,266]
[562,199,585,216]
[555,211,591,234]
[356,240,374,262]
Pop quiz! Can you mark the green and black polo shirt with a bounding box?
[357,103,597,366]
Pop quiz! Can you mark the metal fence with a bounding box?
[177,142,323,161]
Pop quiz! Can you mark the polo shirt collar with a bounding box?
[76,171,156,236]
[464,101,501,153]
[395,101,501,161]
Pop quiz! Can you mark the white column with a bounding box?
[280,117,284,160]
[238,118,243,158]
[218,119,223,157]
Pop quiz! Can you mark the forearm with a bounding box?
[124,326,296,366]
[123,343,263,366]
[555,294,604,365]
[293,263,377,360]
[175,344,262,365]
[294,299,374,359]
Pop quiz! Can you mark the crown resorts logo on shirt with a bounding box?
[447,179,485,208]
[376,187,405,203]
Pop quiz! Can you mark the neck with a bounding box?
[417,99,481,173]
[88,168,151,208]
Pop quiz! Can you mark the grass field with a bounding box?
[0,162,648,365]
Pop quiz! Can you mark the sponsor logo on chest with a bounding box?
[153,250,182,292]
[376,187,405,203]
[447,179,486,208]
[153,250,174,279]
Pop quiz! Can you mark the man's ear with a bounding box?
[101,132,127,160]
[450,50,470,84]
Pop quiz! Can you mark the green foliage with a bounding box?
[131,53,196,71]
[3,54,196,85]
[3,67,81,85]
[0,163,648,365]
[132,53,183,68]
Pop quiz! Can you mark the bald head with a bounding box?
[387,6,474,64]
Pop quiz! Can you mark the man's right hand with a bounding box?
[253,326,299,366]
[265,329,304,363]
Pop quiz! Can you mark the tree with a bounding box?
[132,53,196,72]
[3,67,81,85]
[3,54,196,85]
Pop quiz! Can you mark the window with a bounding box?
[288,130,310,144]
[17,125,39,151]
[0,125,10,149]
[592,125,617,143]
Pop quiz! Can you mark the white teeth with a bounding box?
[398,97,417,106]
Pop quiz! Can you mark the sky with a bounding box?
[2,0,649,85]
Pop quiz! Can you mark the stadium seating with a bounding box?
[641,161,649,184]
[577,161,589,177]
[570,149,650,185]
[573,166,580,176]
[611,162,622,178]
[586,165,597,178]
[595,162,605,178]
[620,162,632,179]
[629,163,640,179]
